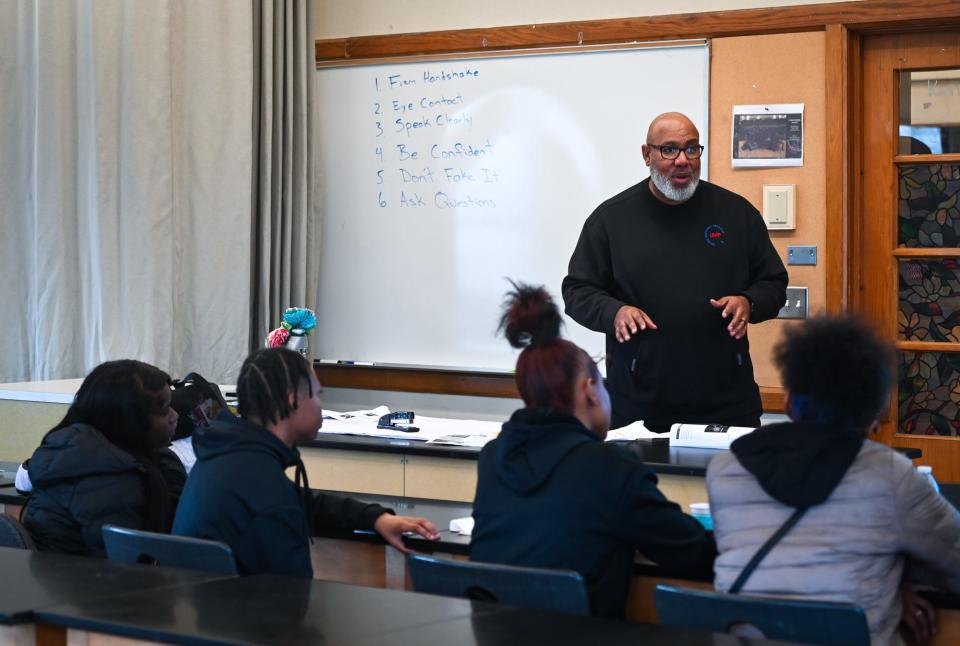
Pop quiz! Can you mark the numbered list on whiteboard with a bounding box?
[371,66,500,213]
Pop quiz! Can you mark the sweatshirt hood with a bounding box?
[494,408,598,495]
[731,421,864,509]
[28,424,142,486]
[192,415,299,469]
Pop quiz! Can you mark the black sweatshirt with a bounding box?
[562,179,787,426]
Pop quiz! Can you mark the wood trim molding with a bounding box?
[825,24,854,314]
[759,387,786,414]
[316,0,960,63]
[894,154,960,164]
[315,362,788,413]
[897,341,960,353]
[893,248,960,258]
[315,363,520,398]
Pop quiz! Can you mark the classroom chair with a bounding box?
[654,584,870,646]
[0,514,35,550]
[408,553,590,616]
[101,524,238,576]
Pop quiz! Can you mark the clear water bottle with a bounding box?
[917,465,940,494]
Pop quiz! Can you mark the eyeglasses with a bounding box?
[648,144,705,160]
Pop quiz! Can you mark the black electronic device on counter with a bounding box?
[377,411,419,432]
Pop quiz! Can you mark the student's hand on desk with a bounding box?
[614,305,657,342]
[901,583,937,644]
[373,514,440,553]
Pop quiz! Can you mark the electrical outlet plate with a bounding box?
[778,286,808,319]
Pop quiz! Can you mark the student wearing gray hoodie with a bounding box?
[708,316,960,646]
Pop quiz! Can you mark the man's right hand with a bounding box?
[614,305,657,342]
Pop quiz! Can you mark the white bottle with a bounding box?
[917,465,940,494]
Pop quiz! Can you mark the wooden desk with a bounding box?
[305,490,960,645]
[300,434,719,508]
[299,433,919,508]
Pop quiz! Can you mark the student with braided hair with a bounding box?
[470,282,716,618]
[172,347,439,577]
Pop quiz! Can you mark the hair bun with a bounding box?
[498,281,563,349]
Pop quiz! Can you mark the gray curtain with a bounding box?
[250,0,318,353]
[0,0,253,383]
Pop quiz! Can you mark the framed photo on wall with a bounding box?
[731,103,804,167]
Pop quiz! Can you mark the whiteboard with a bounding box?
[315,42,710,371]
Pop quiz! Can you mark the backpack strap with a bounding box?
[728,507,807,594]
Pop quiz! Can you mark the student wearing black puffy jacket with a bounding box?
[23,360,185,556]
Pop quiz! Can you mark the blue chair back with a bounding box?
[102,524,238,576]
[654,584,870,646]
[408,553,590,615]
[0,514,35,550]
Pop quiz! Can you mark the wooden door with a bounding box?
[860,32,960,481]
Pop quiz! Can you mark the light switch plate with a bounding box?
[762,184,796,230]
[778,286,808,319]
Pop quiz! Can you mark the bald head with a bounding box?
[646,112,700,144]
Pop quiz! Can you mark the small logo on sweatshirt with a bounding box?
[704,224,726,246]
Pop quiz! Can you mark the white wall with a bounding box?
[314,0,855,39]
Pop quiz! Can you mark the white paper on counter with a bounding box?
[317,407,501,443]
[426,433,496,448]
[669,423,755,449]
[605,420,669,442]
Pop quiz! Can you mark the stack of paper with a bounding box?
[669,423,755,449]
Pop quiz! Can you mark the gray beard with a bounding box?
[649,166,700,203]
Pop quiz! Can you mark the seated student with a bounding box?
[168,373,233,473]
[172,347,440,577]
[15,372,228,490]
[22,360,185,556]
[470,283,716,618]
[708,316,960,645]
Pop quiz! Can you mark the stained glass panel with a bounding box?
[898,259,960,342]
[899,352,960,436]
[898,164,960,247]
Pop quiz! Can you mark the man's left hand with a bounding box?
[710,295,750,339]
[373,513,441,553]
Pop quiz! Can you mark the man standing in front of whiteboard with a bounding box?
[562,112,787,430]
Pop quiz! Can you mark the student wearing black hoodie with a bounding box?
[470,283,716,618]
[172,348,439,577]
[708,316,960,645]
